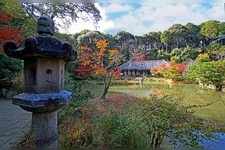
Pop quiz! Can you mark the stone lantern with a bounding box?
[4,15,77,148]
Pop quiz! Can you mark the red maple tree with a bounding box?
[0,12,22,53]
[151,61,186,77]
[151,63,168,76]
[168,61,187,74]
[74,65,95,79]
[78,38,122,99]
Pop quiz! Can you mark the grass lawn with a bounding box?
[109,83,225,126]
[78,80,104,97]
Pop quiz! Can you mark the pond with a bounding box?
[109,83,225,148]
[110,83,225,124]
[201,132,225,148]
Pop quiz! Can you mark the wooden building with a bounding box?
[118,60,168,77]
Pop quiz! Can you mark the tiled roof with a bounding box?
[118,60,168,70]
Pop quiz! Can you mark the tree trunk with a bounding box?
[101,85,109,99]
[101,73,113,99]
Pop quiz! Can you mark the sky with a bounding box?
[58,3,225,36]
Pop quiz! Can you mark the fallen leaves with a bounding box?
[91,93,141,114]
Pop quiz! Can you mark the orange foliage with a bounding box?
[95,67,106,75]
[109,49,119,58]
[80,45,92,51]
[82,59,91,66]
[197,53,209,59]
[78,38,120,78]
[151,61,186,76]
[93,39,108,51]
[164,61,186,73]
[151,63,167,75]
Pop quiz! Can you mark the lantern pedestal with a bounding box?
[12,91,71,147]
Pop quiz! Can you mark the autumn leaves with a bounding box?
[80,39,120,76]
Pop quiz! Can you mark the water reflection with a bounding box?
[201,132,225,148]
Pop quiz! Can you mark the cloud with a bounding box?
[59,3,225,36]
[101,3,225,35]
[58,3,114,34]
[102,3,134,14]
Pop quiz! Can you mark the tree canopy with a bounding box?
[1,3,102,37]
[200,20,220,39]
[21,3,101,29]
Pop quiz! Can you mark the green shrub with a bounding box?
[92,95,215,148]
[127,95,215,148]
[5,70,24,98]
[58,72,95,148]
[187,60,225,91]
[92,109,147,148]
[0,54,22,97]
[58,72,93,123]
